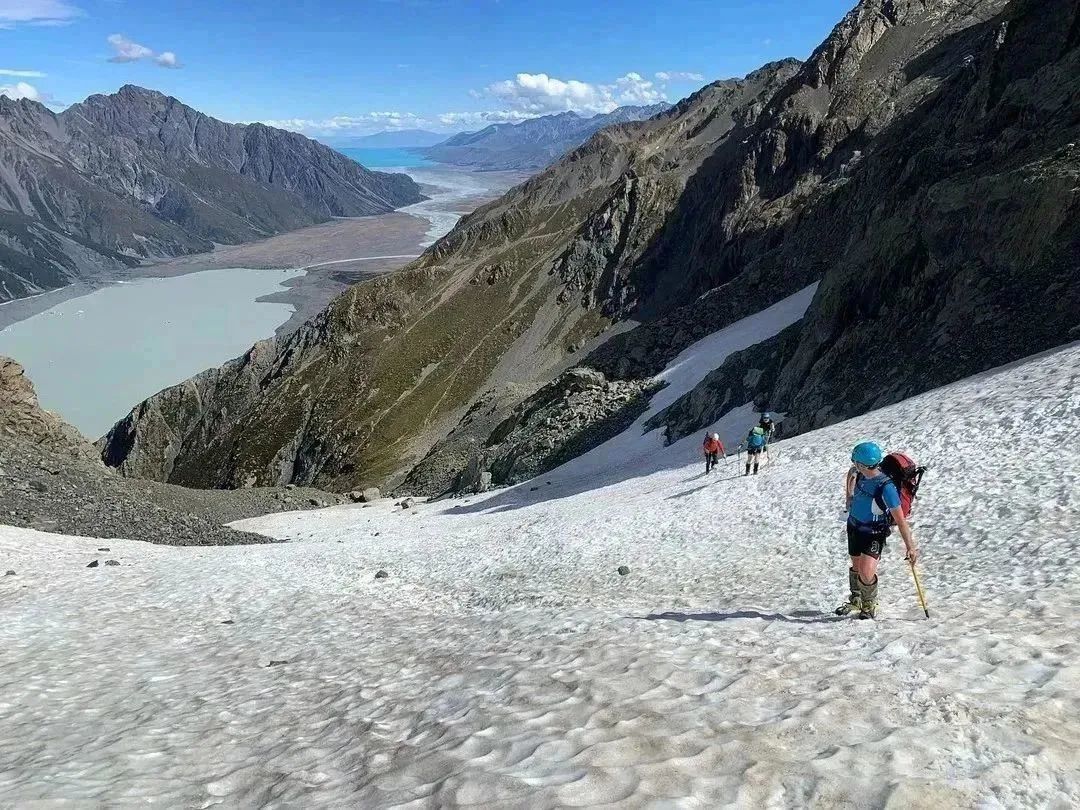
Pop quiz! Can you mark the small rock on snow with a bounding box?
[375,570,389,580]
[104,560,120,566]
[86,560,99,568]
[617,566,631,576]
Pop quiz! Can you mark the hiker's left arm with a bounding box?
[891,508,918,563]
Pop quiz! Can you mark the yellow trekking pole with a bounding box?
[908,559,930,619]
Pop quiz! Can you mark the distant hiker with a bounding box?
[758,412,776,443]
[744,426,767,476]
[837,442,920,620]
[703,432,725,474]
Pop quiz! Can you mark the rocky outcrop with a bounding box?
[98,338,281,481]
[0,86,424,303]
[0,356,100,462]
[0,355,345,544]
[404,368,657,494]
[420,104,671,170]
[644,324,803,443]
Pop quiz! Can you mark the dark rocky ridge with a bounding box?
[101,0,1079,497]
[420,104,672,171]
[0,356,346,545]
[0,86,424,303]
[649,0,1080,441]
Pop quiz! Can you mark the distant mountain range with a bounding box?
[419,105,672,170]
[324,129,448,149]
[0,85,424,303]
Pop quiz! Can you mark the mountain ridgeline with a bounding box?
[101,0,1080,497]
[419,104,672,170]
[0,85,424,302]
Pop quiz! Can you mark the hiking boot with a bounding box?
[835,596,862,615]
[857,576,879,620]
[835,569,861,615]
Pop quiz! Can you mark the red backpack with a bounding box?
[877,452,927,520]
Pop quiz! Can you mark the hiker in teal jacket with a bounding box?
[744,426,767,476]
[837,442,919,619]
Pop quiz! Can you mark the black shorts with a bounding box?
[747,447,763,457]
[847,524,888,559]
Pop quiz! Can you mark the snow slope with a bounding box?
[1,341,1078,807]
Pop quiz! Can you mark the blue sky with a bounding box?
[1,0,856,136]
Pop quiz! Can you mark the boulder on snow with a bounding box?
[349,487,381,503]
[104,560,120,566]
[617,566,631,576]
[374,570,389,580]
[399,498,415,510]
[4,569,14,576]
[86,560,99,568]
[477,472,493,493]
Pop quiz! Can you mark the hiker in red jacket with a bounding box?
[703,432,725,474]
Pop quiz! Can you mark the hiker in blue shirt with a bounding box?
[744,426,767,476]
[836,442,919,619]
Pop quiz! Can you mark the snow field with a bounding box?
[0,334,1077,805]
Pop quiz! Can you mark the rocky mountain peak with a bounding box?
[0,83,424,304]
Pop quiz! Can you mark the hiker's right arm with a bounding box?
[891,508,918,563]
[844,467,856,510]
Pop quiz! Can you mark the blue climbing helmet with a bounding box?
[851,441,884,467]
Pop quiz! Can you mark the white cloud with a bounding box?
[252,74,671,140]
[0,69,47,78]
[107,34,182,68]
[107,34,154,63]
[0,0,83,28]
[437,110,536,128]
[655,71,704,82]
[480,71,667,115]
[260,108,548,137]
[258,111,430,136]
[154,51,181,69]
[0,81,41,101]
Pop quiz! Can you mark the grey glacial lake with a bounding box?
[0,268,304,439]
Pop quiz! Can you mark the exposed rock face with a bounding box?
[102,0,1079,497]
[0,355,346,544]
[651,0,1080,441]
[420,105,672,170]
[100,64,798,492]
[0,85,424,302]
[0,356,100,462]
[644,324,804,443]
[404,368,657,495]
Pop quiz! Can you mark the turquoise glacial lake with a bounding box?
[0,268,304,439]
[338,147,434,168]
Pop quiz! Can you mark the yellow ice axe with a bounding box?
[908,559,930,619]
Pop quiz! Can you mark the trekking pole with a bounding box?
[908,559,930,619]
